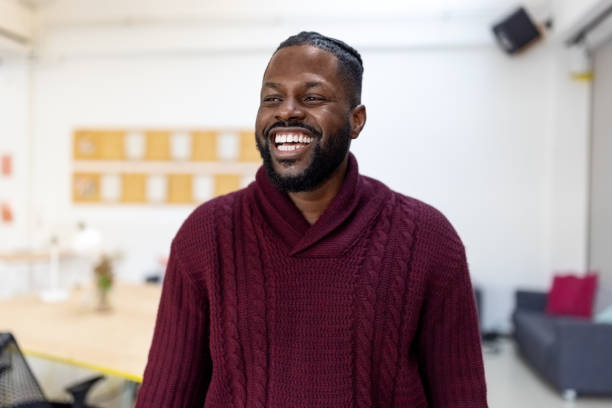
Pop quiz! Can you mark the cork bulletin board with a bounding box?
[72,129,260,205]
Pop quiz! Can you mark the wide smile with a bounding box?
[269,128,317,159]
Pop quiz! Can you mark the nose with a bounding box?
[274,97,305,122]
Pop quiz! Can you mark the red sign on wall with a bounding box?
[1,202,13,223]
[1,155,12,176]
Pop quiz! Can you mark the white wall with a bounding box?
[0,55,30,251]
[13,0,596,331]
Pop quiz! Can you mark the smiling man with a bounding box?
[136,32,488,408]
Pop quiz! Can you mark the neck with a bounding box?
[288,157,349,225]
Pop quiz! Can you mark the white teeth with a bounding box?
[278,144,298,151]
[273,133,314,145]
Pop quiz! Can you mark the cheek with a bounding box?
[255,111,267,136]
[318,110,350,134]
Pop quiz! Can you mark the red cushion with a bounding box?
[546,274,598,318]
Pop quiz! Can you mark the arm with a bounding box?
[135,246,212,407]
[415,212,488,407]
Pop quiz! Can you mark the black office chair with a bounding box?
[0,332,104,408]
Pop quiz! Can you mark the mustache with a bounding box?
[264,121,322,140]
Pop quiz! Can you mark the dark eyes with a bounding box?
[262,96,282,103]
[304,96,326,102]
[261,95,327,104]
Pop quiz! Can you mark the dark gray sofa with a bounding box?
[512,290,612,398]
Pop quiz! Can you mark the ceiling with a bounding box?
[16,0,552,17]
[17,0,55,9]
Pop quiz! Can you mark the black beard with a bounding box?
[256,121,352,193]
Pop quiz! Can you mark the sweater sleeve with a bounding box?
[135,246,212,408]
[415,211,488,407]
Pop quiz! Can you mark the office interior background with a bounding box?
[1,0,611,407]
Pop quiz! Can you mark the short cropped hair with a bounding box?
[276,31,363,107]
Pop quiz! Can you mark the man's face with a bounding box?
[255,45,357,192]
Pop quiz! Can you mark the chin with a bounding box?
[273,151,314,171]
[273,161,310,179]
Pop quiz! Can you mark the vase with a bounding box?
[96,287,111,311]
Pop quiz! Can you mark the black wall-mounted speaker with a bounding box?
[492,7,541,54]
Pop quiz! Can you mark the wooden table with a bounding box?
[0,250,76,262]
[0,284,161,382]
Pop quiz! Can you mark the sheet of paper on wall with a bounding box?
[73,173,101,202]
[101,174,121,202]
[147,175,167,203]
[1,202,13,223]
[125,131,145,160]
[1,154,12,176]
[171,131,192,161]
[217,132,239,161]
[74,131,99,159]
[194,175,214,202]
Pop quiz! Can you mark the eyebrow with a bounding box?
[262,81,325,90]
[263,82,281,90]
[304,81,324,89]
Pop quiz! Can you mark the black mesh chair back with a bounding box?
[0,333,103,408]
[0,332,51,408]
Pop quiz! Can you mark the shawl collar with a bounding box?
[252,153,389,257]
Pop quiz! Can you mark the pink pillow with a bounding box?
[546,274,598,318]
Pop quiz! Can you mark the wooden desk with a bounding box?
[0,250,75,263]
[0,284,161,382]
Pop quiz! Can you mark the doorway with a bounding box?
[589,38,612,311]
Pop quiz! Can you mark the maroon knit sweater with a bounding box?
[136,154,488,408]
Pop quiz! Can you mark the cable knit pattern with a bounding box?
[242,199,269,408]
[353,197,393,408]
[215,196,248,407]
[348,220,374,408]
[135,154,488,408]
[377,197,418,407]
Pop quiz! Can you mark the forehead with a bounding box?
[263,45,341,85]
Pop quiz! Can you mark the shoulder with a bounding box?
[376,193,469,298]
[359,173,464,255]
[171,186,250,262]
[360,175,461,240]
[410,197,463,251]
[383,188,465,264]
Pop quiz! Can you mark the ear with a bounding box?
[350,105,367,139]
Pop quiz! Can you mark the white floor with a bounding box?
[484,339,612,408]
